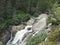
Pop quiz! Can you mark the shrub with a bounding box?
[9,11,30,25]
[47,14,58,25]
[47,26,60,42]
[26,30,47,45]
[45,42,56,45]
[47,2,60,25]
[0,19,9,30]
[45,26,60,45]
[0,41,3,45]
[45,41,60,45]
[55,7,60,22]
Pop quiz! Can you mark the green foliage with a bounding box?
[0,41,3,45]
[0,0,15,30]
[0,10,30,29]
[45,41,60,45]
[0,19,9,30]
[45,26,60,45]
[45,42,60,45]
[10,11,30,25]
[0,0,57,30]
[51,2,58,13]
[47,14,57,25]
[55,7,60,21]
[26,30,47,45]
[0,0,60,44]
[57,0,60,3]
[47,2,60,25]
[48,26,60,41]
[26,0,56,15]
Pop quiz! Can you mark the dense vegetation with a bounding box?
[45,25,60,45]
[0,0,57,30]
[26,30,47,45]
[45,1,60,45]
[26,1,60,45]
[0,0,60,45]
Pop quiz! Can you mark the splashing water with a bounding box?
[6,25,32,45]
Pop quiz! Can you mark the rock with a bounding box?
[12,24,25,33]
[27,18,35,25]
[6,14,48,45]
[46,23,52,33]
[33,14,48,32]
[1,30,11,45]
[45,37,48,43]
[47,23,52,28]
[36,14,47,20]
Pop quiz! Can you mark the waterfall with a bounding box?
[6,25,32,45]
[6,14,48,45]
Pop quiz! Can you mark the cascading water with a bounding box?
[6,14,48,45]
[6,25,33,45]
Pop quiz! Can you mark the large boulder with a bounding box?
[33,14,48,32]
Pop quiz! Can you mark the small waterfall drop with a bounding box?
[6,25,32,45]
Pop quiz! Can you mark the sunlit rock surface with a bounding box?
[33,14,48,32]
[12,24,25,33]
[27,18,35,25]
